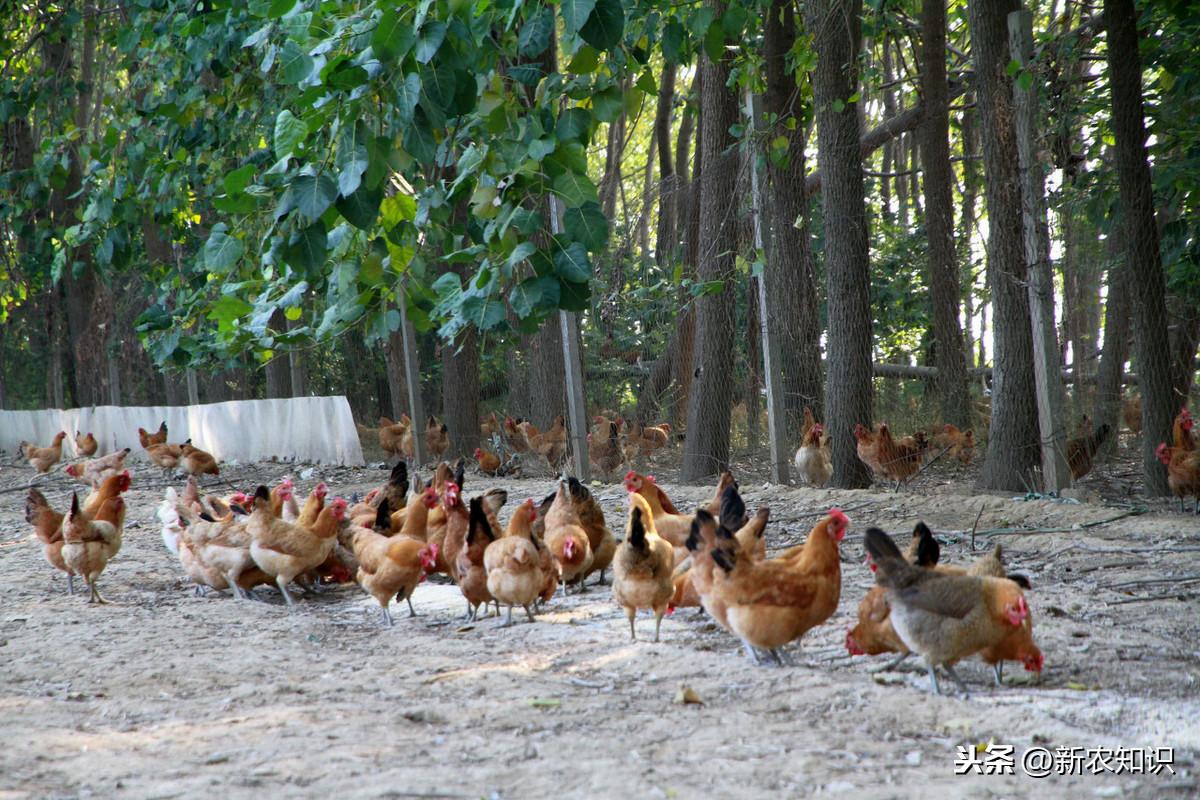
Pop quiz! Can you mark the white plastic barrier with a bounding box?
[0,396,365,466]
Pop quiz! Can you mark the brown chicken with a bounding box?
[455,496,496,621]
[544,481,593,593]
[564,477,617,584]
[180,441,220,476]
[674,485,761,618]
[709,508,847,665]
[81,471,133,518]
[504,416,532,452]
[138,422,169,447]
[425,416,450,462]
[61,494,126,604]
[21,432,66,473]
[1158,443,1200,514]
[65,448,131,489]
[853,424,883,479]
[626,421,671,461]
[179,502,271,599]
[612,493,675,641]
[26,489,73,593]
[523,416,568,468]
[588,421,624,479]
[1066,423,1111,480]
[437,481,470,584]
[932,423,975,464]
[296,482,329,529]
[352,502,439,625]
[874,424,928,489]
[793,422,832,488]
[145,441,185,474]
[863,527,1034,695]
[75,431,98,457]
[474,447,501,476]
[506,498,558,604]
[247,486,347,607]
[378,415,411,458]
[1122,396,1142,435]
[480,411,500,439]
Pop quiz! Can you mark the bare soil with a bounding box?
[1,445,1197,799]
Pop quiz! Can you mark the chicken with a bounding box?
[179,502,270,599]
[474,447,501,476]
[504,416,532,452]
[1122,396,1142,435]
[626,421,671,461]
[64,448,131,489]
[564,477,617,584]
[793,422,832,488]
[20,432,66,473]
[1066,422,1110,480]
[480,411,500,439]
[709,508,847,665]
[425,416,449,462]
[847,523,942,662]
[247,485,348,607]
[874,423,928,489]
[507,497,559,604]
[81,470,133,518]
[932,424,975,464]
[352,503,439,625]
[612,493,675,641]
[296,482,329,529]
[863,527,1033,695]
[674,485,761,618]
[484,530,546,627]
[436,481,469,582]
[180,440,219,476]
[801,406,818,441]
[1158,443,1200,514]
[523,416,568,468]
[544,481,593,593]
[61,494,125,604]
[853,424,883,478]
[75,431,98,457]
[26,488,73,593]
[978,610,1044,685]
[378,415,411,458]
[622,470,732,554]
[1173,407,1196,450]
[138,421,169,447]
[455,496,496,621]
[588,421,624,479]
[144,441,184,474]
[350,461,409,526]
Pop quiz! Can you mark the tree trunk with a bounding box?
[969,0,1041,491]
[919,0,970,428]
[765,0,824,438]
[1105,0,1174,495]
[654,61,677,266]
[264,310,291,399]
[809,0,874,488]
[442,323,481,461]
[958,97,980,370]
[681,1,738,482]
[599,106,625,221]
[1168,300,1199,405]
[385,329,410,420]
[1095,228,1131,454]
[880,39,896,223]
[287,316,308,397]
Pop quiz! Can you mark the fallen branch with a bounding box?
[1107,592,1200,606]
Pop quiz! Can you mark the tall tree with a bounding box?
[681,2,738,482]
[808,0,873,488]
[1104,0,1174,495]
[764,0,824,436]
[919,0,970,427]
[969,0,1041,491]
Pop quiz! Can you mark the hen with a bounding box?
[61,494,126,604]
[612,493,675,641]
[65,448,131,489]
[75,431,98,457]
[1066,423,1111,480]
[21,432,67,473]
[794,422,832,488]
[352,502,439,625]
[26,489,73,593]
[247,486,347,607]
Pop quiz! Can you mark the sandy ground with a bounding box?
[1,449,1198,799]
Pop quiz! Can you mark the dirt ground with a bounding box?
[1,443,1198,799]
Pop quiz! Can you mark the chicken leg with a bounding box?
[382,606,394,627]
[625,606,637,640]
[276,576,298,608]
[86,578,108,605]
[498,605,516,628]
[67,575,76,595]
[523,603,536,623]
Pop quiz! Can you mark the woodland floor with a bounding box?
[0,436,1198,799]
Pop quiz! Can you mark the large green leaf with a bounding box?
[414,21,447,64]
[591,85,624,122]
[563,201,609,251]
[580,0,624,50]
[560,0,597,33]
[209,294,254,331]
[336,184,383,230]
[558,278,590,311]
[284,222,328,271]
[337,123,370,197]
[396,72,421,123]
[519,9,554,57]
[555,108,592,143]
[552,171,598,208]
[223,164,256,195]
[553,241,591,282]
[508,277,542,318]
[291,173,338,222]
[278,40,315,84]
[274,109,307,158]
[373,10,416,61]
[204,224,244,272]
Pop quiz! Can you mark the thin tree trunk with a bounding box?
[654,61,677,266]
[636,126,655,259]
[287,316,307,397]
[919,0,970,427]
[264,310,290,399]
[970,0,1042,490]
[385,329,409,420]
[958,96,979,370]
[681,0,738,482]
[1095,228,1131,454]
[809,0,874,488]
[881,39,896,223]
[1168,299,1199,405]
[1105,0,1174,495]
[765,0,824,438]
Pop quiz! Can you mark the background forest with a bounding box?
[1,0,1197,492]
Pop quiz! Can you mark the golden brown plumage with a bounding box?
[612,493,675,641]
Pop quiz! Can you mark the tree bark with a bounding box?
[264,310,291,399]
[1095,228,1131,454]
[681,1,738,482]
[1168,299,1199,405]
[958,96,979,369]
[653,61,677,266]
[919,0,970,428]
[442,323,481,460]
[1105,0,1174,495]
[765,0,824,438]
[969,0,1041,491]
[287,316,308,397]
[385,329,410,420]
[808,0,874,488]
[880,38,896,223]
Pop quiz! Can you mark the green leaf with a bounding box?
[337,123,370,197]
[414,21,447,64]
[291,173,338,222]
[210,295,254,331]
[278,40,315,84]
[381,193,418,228]
[662,20,685,63]
[365,135,393,189]
[560,0,597,34]
[554,241,591,282]
[703,21,724,63]
[722,4,747,38]
[336,184,383,230]
[1016,71,1034,92]
[1006,59,1022,77]
[204,224,244,272]
[566,45,599,74]
[223,164,256,195]
[396,72,421,123]
[284,222,328,271]
[591,86,624,122]
[635,70,656,95]
[507,241,537,268]
[268,0,296,18]
[563,201,609,251]
[274,109,308,158]
[688,6,714,36]
[831,98,845,113]
[509,277,542,318]
[580,0,624,50]
[552,171,598,207]
[519,9,554,57]
[558,278,590,311]
[373,10,416,61]
[556,108,592,143]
